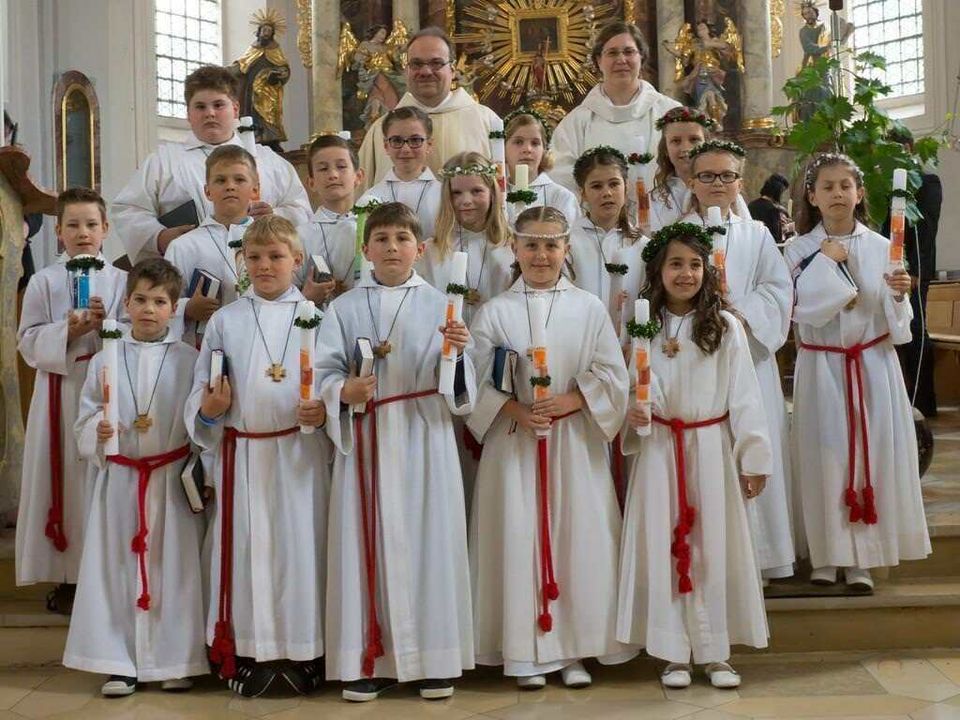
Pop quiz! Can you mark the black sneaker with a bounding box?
[281,659,323,695]
[419,678,454,700]
[341,678,398,702]
[227,663,276,698]
[101,675,137,697]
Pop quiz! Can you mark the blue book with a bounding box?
[187,269,221,299]
[492,347,517,395]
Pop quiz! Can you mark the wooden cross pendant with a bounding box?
[466,289,483,305]
[266,363,287,382]
[373,341,392,359]
[133,414,153,433]
[662,338,681,359]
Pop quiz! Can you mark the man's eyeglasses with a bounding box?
[386,135,427,149]
[409,59,451,73]
[694,171,741,184]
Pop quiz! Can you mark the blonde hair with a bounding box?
[243,215,303,257]
[434,151,511,260]
[688,148,746,214]
[505,113,554,174]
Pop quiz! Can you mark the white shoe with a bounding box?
[705,662,741,689]
[660,663,692,688]
[844,567,874,590]
[101,675,137,697]
[561,661,592,688]
[810,566,838,585]
[161,678,193,692]
[516,674,546,690]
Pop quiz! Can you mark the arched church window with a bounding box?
[850,0,923,99]
[155,0,222,118]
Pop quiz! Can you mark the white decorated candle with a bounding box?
[529,294,548,349]
[101,319,120,455]
[635,298,649,325]
[706,205,723,227]
[514,163,529,190]
[298,301,317,434]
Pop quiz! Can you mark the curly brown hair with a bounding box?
[641,234,729,355]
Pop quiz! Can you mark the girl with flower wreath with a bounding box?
[617,222,771,691]
[648,107,750,231]
[503,109,579,228]
[468,205,634,690]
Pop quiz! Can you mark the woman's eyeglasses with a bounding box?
[694,171,741,184]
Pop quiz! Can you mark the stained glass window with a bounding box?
[156,0,222,118]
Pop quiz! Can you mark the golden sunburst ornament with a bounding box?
[458,0,615,105]
[250,7,287,35]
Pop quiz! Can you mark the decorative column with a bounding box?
[392,0,419,34]
[655,0,683,98]
[741,0,776,131]
[311,0,342,134]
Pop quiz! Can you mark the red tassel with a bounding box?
[538,612,553,632]
[131,533,147,553]
[210,621,237,679]
[844,487,862,522]
[545,581,559,601]
[678,574,693,594]
[862,487,878,524]
[684,505,696,526]
[362,649,376,678]
[136,593,151,611]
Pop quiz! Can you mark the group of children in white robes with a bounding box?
[15,77,930,701]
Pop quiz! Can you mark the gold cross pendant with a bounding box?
[373,341,392,359]
[662,338,681,359]
[466,289,483,305]
[133,414,153,433]
[266,363,287,382]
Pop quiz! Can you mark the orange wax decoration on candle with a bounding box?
[635,348,650,401]
[636,179,650,226]
[889,214,905,263]
[299,349,312,400]
[442,301,455,355]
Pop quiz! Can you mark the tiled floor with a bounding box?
[2,651,960,719]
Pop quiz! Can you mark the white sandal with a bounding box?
[660,663,692,688]
[705,662,741,689]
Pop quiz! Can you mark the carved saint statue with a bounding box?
[230,8,291,151]
[338,20,409,128]
[795,0,855,121]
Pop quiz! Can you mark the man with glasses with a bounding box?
[358,27,501,191]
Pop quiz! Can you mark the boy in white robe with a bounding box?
[355,107,443,241]
[184,215,330,697]
[65,259,207,696]
[112,65,310,264]
[16,188,127,612]
[315,202,476,702]
[681,140,797,581]
[618,222,771,690]
[469,206,634,690]
[165,145,258,348]
[785,153,930,589]
[297,134,363,307]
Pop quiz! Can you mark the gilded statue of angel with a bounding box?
[339,21,409,127]
[337,22,358,78]
[664,17,743,131]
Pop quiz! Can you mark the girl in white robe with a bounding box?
[314,202,476,701]
[784,153,930,588]
[469,206,634,690]
[618,223,771,689]
[184,218,331,697]
[681,140,796,580]
[503,110,580,228]
[65,260,206,694]
[17,245,127,598]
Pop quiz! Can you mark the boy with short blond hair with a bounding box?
[298,134,363,306]
[66,258,207,697]
[16,188,128,611]
[185,214,330,697]
[113,65,310,263]
[314,201,475,702]
[165,144,259,347]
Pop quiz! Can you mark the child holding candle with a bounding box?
[786,153,929,590]
[618,222,771,690]
[66,259,207,697]
[503,108,579,227]
[165,145,259,348]
[648,107,750,231]
[568,146,647,339]
[16,188,128,613]
[468,205,632,690]
[184,215,330,697]
[298,133,363,305]
[355,107,442,241]
[421,151,514,326]
[314,202,475,702]
[682,139,797,583]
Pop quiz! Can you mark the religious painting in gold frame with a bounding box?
[53,70,101,194]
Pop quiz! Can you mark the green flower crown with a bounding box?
[687,139,746,161]
[503,107,553,143]
[293,313,322,329]
[576,145,628,166]
[441,163,498,179]
[352,198,383,215]
[655,107,718,131]
[641,222,714,264]
[626,316,661,340]
[65,255,105,272]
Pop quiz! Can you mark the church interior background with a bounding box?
[2,1,960,717]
